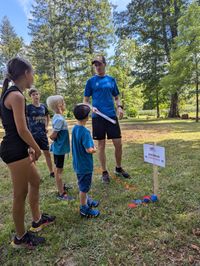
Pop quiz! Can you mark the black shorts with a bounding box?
[54,154,65,169]
[92,116,121,140]
[34,135,49,151]
[0,144,29,164]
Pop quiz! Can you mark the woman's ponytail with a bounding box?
[1,76,11,97]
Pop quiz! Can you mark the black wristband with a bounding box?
[117,105,123,109]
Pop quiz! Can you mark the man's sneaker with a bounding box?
[114,167,130,178]
[50,172,55,178]
[57,192,75,201]
[80,205,100,218]
[101,171,110,184]
[87,196,99,208]
[11,231,45,249]
[29,213,56,233]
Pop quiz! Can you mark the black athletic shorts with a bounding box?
[54,154,65,169]
[34,134,49,151]
[0,143,29,164]
[92,116,121,140]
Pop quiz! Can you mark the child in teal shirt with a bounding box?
[47,95,73,201]
[72,104,100,217]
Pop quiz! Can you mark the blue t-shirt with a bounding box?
[84,75,119,118]
[72,125,94,174]
[27,104,49,137]
[50,114,70,155]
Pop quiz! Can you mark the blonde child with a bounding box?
[46,95,73,200]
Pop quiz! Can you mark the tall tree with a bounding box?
[0,16,23,79]
[28,0,63,93]
[109,39,143,117]
[161,1,200,121]
[114,0,189,117]
[134,42,167,118]
[28,0,114,110]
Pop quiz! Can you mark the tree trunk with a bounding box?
[165,0,180,118]
[52,52,58,94]
[156,88,160,118]
[196,56,199,122]
[168,92,180,118]
[196,81,199,122]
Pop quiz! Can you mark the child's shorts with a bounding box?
[54,154,65,168]
[34,135,49,151]
[77,173,92,193]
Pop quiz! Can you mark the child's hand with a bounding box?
[50,135,56,140]
[86,147,96,154]
[50,131,58,140]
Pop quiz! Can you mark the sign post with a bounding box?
[143,143,165,195]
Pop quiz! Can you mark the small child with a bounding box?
[27,88,54,177]
[72,103,100,218]
[46,95,73,201]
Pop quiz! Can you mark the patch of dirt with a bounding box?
[56,254,76,266]
[193,228,200,236]
[120,124,172,142]
[158,245,200,264]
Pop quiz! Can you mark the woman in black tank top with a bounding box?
[0,57,55,248]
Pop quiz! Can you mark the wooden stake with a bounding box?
[153,164,158,195]
[153,142,159,194]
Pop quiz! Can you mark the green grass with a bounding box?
[1,119,200,265]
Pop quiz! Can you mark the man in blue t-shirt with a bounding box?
[84,55,130,183]
[27,88,54,177]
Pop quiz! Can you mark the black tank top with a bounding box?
[0,86,29,151]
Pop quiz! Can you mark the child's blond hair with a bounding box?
[46,95,64,112]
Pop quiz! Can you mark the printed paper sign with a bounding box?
[143,144,165,167]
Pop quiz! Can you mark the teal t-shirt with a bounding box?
[72,125,94,174]
[50,114,70,155]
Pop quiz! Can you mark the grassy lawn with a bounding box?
[1,118,200,265]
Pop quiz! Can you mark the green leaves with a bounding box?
[27,0,114,111]
[0,16,24,78]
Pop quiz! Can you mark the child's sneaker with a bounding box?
[114,167,130,178]
[80,205,100,218]
[29,213,56,233]
[57,192,75,201]
[101,171,110,184]
[87,196,99,208]
[11,231,45,249]
[50,172,55,178]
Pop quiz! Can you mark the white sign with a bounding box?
[143,144,165,167]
